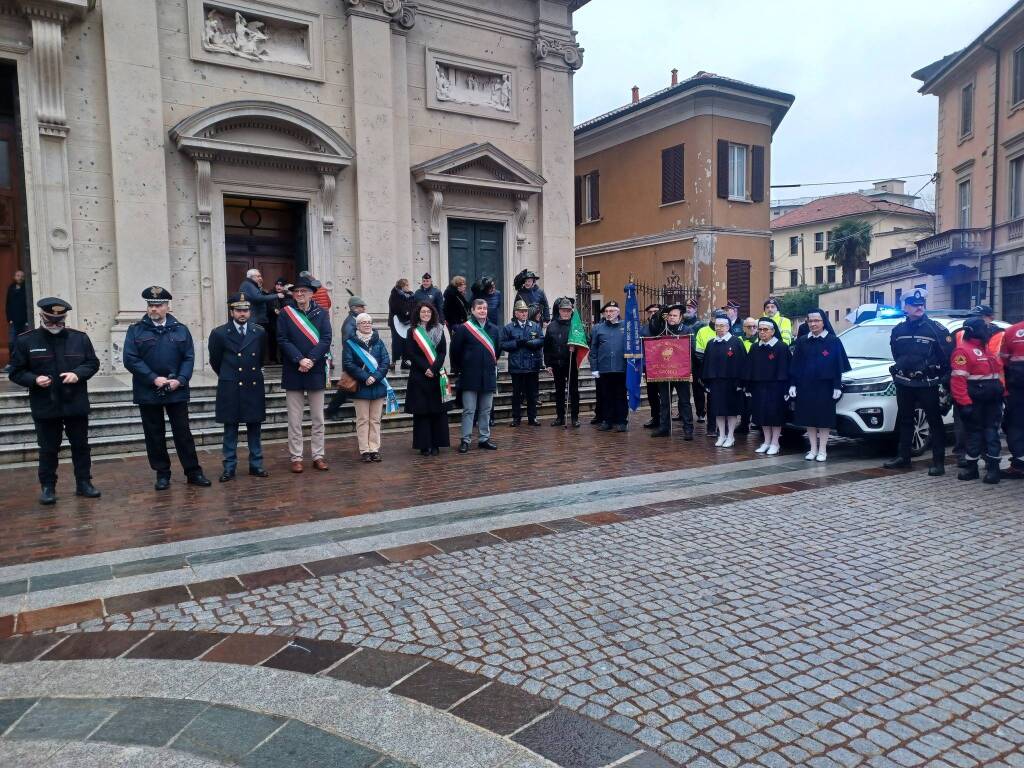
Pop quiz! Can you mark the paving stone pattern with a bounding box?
[71,473,1024,767]
[0,696,407,767]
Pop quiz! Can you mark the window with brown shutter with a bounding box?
[661,144,684,204]
[588,170,600,221]
[574,175,582,225]
[716,139,729,199]
[751,145,765,203]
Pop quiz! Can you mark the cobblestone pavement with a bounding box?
[67,472,1024,767]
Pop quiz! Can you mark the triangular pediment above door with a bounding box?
[411,143,545,197]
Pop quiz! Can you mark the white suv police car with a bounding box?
[834,313,1007,455]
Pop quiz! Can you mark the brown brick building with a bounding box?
[573,71,793,318]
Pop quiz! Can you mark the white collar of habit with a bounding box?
[810,330,829,339]
[760,337,779,347]
[714,333,732,342]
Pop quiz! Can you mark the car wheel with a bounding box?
[910,407,931,457]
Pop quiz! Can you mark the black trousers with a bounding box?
[325,388,347,415]
[35,416,91,485]
[894,384,945,464]
[597,372,627,426]
[139,402,202,477]
[412,412,450,450]
[646,382,661,425]
[657,381,692,435]
[510,372,539,422]
[959,399,1003,461]
[1007,387,1024,463]
[391,333,406,365]
[552,364,580,420]
[692,358,706,418]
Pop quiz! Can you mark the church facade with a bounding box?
[0,0,587,370]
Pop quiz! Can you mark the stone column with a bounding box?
[534,8,583,305]
[391,24,414,284]
[24,7,79,318]
[101,0,172,371]
[345,0,415,315]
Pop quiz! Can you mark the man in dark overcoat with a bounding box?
[123,285,211,490]
[209,293,268,482]
[10,297,101,504]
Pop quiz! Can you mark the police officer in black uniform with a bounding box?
[123,286,211,490]
[882,289,953,475]
[208,292,269,482]
[646,303,695,440]
[10,298,101,504]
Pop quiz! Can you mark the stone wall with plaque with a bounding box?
[425,49,518,123]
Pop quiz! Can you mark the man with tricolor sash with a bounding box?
[278,274,333,473]
[450,298,503,453]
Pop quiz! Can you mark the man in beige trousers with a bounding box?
[277,275,332,472]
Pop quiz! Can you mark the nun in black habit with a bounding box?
[702,315,747,447]
[744,316,790,455]
[788,308,851,461]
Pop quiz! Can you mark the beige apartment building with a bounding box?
[769,181,933,296]
[573,71,794,319]
[911,0,1024,322]
[0,0,588,369]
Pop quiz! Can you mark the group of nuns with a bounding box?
[701,307,850,460]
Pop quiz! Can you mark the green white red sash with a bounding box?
[464,319,496,362]
[283,304,329,386]
[412,326,452,401]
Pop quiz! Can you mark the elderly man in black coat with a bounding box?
[10,297,101,504]
[450,298,503,452]
[209,293,269,482]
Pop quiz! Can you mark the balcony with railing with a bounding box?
[913,227,988,274]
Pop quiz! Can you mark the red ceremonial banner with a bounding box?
[643,336,692,382]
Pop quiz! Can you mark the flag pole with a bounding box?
[565,342,572,429]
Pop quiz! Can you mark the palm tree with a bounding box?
[826,219,872,287]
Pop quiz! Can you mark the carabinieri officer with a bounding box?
[9,297,101,504]
[208,292,268,482]
[123,286,211,490]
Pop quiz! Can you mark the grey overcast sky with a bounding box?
[572,0,1010,208]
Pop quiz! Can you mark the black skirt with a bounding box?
[412,412,450,450]
[750,380,788,426]
[793,379,837,428]
[707,379,742,418]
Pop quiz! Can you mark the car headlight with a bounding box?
[842,376,894,394]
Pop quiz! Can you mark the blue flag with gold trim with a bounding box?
[624,283,642,412]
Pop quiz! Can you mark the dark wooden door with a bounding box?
[448,219,504,295]
[726,259,751,319]
[224,197,306,294]
[0,120,23,366]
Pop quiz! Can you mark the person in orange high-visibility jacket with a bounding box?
[951,317,1005,484]
[1000,318,1024,478]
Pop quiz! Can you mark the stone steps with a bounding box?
[0,372,600,464]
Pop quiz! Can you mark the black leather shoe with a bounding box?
[75,481,101,498]
[371,452,382,462]
[882,458,912,470]
[249,467,269,478]
[187,473,212,487]
[420,449,430,456]
[39,485,56,505]
[643,418,658,429]
[650,430,670,438]
[155,475,171,491]
[958,464,979,481]
[927,465,945,477]
[683,432,694,441]
[219,472,235,483]
[429,447,440,456]
[528,419,542,427]
[597,423,613,431]
[458,440,470,454]
[478,440,498,450]
[550,418,565,427]
[572,419,580,428]
[615,424,628,432]
[510,420,520,427]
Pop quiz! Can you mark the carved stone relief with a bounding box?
[187,0,325,81]
[426,49,517,123]
[534,35,583,71]
[435,63,511,113]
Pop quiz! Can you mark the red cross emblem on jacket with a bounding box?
[950,338,1004,406]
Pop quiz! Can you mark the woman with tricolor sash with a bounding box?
[405,302,450,456]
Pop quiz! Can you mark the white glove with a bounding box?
[832,388,842,400]
[592,370,600,379]
[788,386,796,398]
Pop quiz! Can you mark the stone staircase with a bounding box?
[0,367,599,464]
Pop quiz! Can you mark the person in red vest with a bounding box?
[951,317,1005,484]
[1000,316,1024,479]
